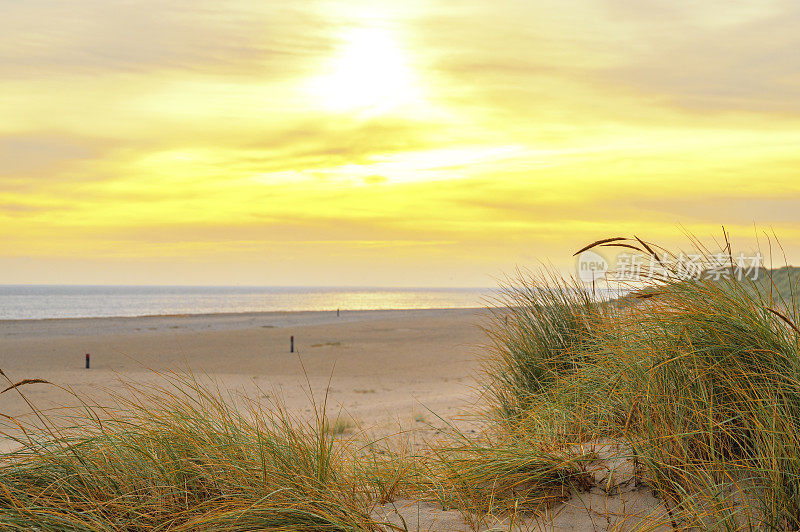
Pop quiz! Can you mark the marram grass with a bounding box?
[0,377,591,531]
[0,375,385,531]
[484,233,800,529]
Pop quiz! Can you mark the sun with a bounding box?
[307,27,423,115]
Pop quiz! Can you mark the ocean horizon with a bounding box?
[0,285,495,320]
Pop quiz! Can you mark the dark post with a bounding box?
[290,336,294,353]
[85,353,90,369]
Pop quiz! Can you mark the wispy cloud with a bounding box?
[1,0,798,284]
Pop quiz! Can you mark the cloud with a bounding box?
[597,1,800,113]
[411,0,800,120]
[0,134,106,178]
[0,0,338,79]
[2,0,800,284]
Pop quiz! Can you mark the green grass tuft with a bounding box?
[0,376,385,531]
[482,232,800,528]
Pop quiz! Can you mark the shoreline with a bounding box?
[0,305,488,323]
[0,286,494,323]
[0,307,491,339]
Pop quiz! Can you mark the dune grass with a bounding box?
[0,376,386,531]
[324,415,359,435]
[0,378,594,530]
[420,433,593,516]
[350,423,597,531]
[481,233,800,529]
[483,269,610,419]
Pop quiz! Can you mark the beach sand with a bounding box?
[0,307,666,530]
[0,308,490,435]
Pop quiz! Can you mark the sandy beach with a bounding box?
[0,308,491,436]
[0,307,671,530]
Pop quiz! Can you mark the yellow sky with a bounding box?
[2,0,799,285]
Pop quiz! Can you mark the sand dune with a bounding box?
[0,307,668,530]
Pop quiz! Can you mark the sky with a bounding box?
[1,0,799,286]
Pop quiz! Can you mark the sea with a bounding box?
[0,285,495,320]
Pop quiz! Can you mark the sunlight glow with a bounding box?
[307,27,423,115]
[3,0,800,285]
[252,145,526,186]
